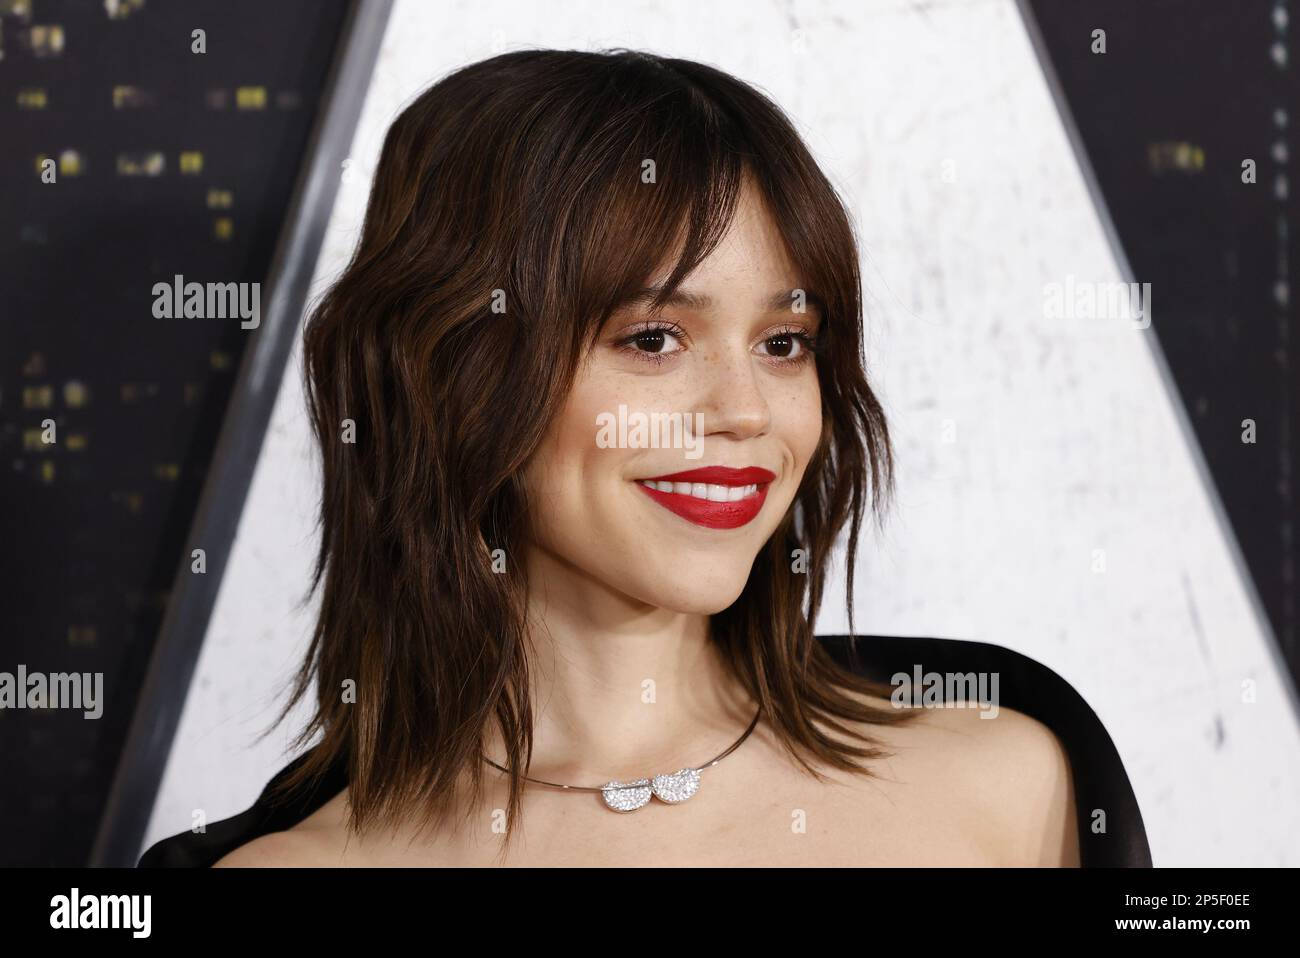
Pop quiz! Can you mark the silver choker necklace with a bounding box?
[482,706,763,812]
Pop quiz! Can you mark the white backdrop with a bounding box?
[143,0,1300,866]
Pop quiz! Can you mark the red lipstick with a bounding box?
[634,466,777,529]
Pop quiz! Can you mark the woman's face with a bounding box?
[522,181,824,613]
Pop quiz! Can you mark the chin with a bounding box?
[620,565,754,615]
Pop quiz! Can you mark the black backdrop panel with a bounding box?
[1027,0,1299,692]
[0,0,350,866]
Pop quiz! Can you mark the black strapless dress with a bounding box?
[138,633,1153,867]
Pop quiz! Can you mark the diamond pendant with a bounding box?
[601,768,701,812]
[601,778,651,811]
[651,768,701,803]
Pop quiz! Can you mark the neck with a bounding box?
[482,546,756,784]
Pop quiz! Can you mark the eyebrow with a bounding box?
[624,285,823,315]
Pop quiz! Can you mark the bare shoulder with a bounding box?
[844,691,1080,866]
[904,701,1080,866]
[211,789,349,868]
[211,830,326,868]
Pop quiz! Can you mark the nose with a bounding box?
[693,340,771,441]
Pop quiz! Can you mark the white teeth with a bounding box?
[638,480,760,501]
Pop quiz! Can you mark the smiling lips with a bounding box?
[634,466,777,529]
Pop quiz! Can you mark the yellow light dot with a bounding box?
[67,625,97,646]
[22,385,53,408]
[63,380,89,406]
[236,86,267,110]
[58,150,83,176]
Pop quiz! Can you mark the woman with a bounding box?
[173,49,1109,866]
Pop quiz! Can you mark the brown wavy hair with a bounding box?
[272,49,919,847]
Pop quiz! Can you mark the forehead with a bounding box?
[648,181,800,294]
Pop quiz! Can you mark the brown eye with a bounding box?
[765,333,798,358]
[757,329,816,365]
[632,329,672,353]
[613,321,688,366]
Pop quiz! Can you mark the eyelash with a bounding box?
[613,321,820,368]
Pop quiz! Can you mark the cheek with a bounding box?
[521,371,622,533]
[779,374,824,468]
[526,397,593,503]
